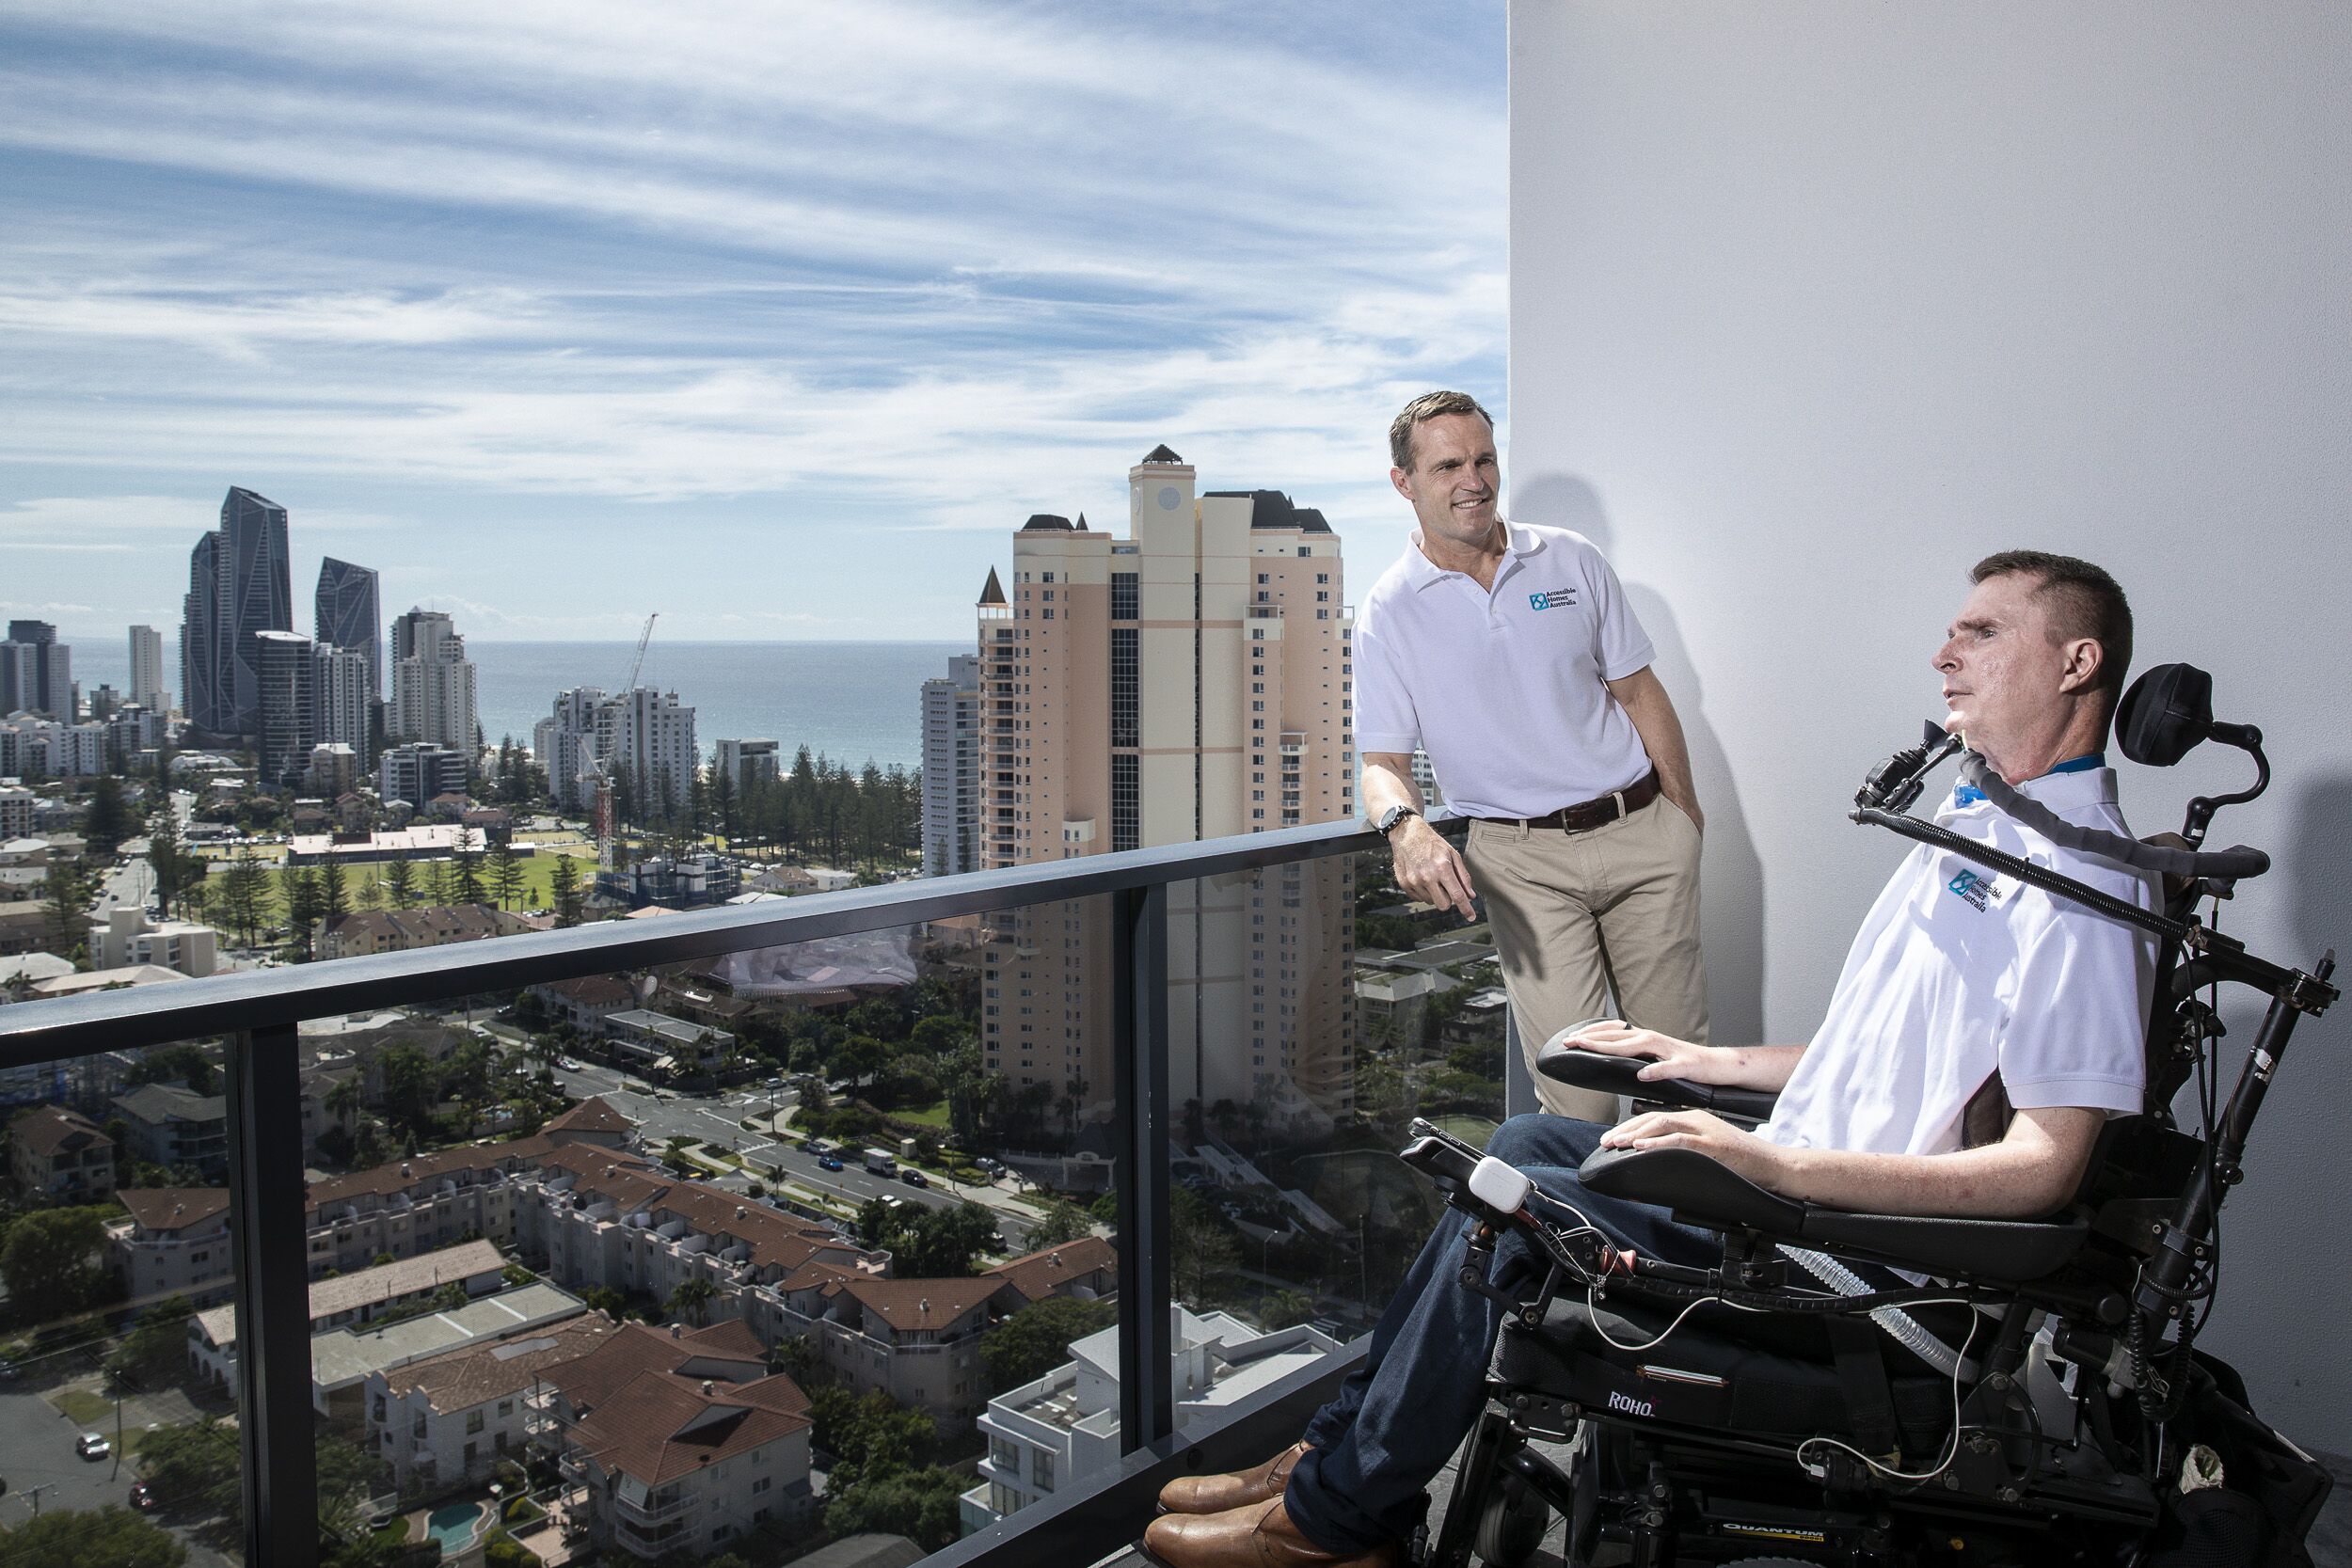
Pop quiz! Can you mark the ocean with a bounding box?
[74,639,965,774]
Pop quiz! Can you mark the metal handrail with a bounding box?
[0,815,1419,1065]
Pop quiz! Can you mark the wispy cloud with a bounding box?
[0,1,1505,640]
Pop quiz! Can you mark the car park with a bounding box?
[76,1432,110,1460]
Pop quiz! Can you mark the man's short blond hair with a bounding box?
[1390,390,1495,471]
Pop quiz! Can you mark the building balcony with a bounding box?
[0,812,1455,1568]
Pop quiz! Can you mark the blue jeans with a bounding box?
[1283,1114,1723,1554]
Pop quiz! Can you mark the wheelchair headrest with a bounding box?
[2117,663,2213,768]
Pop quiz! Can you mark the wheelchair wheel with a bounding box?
[1473,1470,1551,1568]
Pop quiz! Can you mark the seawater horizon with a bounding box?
[474,640,962,773]
[71,637,966,775]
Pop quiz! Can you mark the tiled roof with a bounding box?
[837,1275,1009,1334]
[322,905,521,946]
[381,1313,616,1415]
[545,1322,770,1418]
[117,1187,230,1233]
[987,1236,1117,1304]
[113,1082,227,1125]
[539,974,632,1007]
[565,1333,813,1488]
[542,1096,632,1136]
[308,1238,507,1321]
[11,1103,110,1157]
[306,1136,561,1212]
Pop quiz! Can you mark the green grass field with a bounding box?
[195,847,600,922]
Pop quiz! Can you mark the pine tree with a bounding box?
[41,863,87,965]
[453,831,485,905]
[549,851,584,927]
[385,852,416,909]
[488,840,523,910]
[319,853,349,922]
[221,846,269,947]
[283,867,324,961]
[83,773,133,853]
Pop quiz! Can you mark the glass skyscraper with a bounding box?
[182,487,292,738]
[314,557,382,701]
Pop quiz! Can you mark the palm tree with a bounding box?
[325,1074,364,1133]
[667,1276,717,1328]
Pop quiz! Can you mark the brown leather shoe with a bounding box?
[1157,1440,1312,1515]
[1141,1495,1402,1568]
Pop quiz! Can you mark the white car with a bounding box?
[556,1057,581,1071]
[77,1431,110,1460]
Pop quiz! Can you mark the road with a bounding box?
[548,1061,1043,1248]
[0,1369,232,1568]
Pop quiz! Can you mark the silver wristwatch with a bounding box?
[1375,803,1420,836]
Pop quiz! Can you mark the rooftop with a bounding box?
[377,1312,617,1415]
[310,1281,586,1391]
[10,1102,111,1157]
[117,1186,230,1233]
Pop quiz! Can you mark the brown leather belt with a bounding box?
[1484,768,1661,832]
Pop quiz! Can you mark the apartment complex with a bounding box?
[128,624,168,714]
[371,1312,617,1492]
[88,907,218,977]
[920,652,982,878]
[112,1187,234,1307]
[532,1321,817,1560]
[389,609,479,751]
[113,1082,230,1179]
[975,447,1359,1123]
[8,1104,115,1203]
[0,621,72,720]
[964,1307,1341,1532]
[715,737,781,795]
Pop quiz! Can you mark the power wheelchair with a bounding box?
[1397,664,2340,1568]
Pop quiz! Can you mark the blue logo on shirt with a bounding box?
[1528,587,1577,612]
[1948,870,1997,911]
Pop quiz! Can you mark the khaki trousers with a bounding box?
[1465,796,1708,1121]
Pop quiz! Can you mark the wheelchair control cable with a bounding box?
[1795,1308,1988,1488]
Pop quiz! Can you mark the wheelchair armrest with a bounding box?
[1537,1041,1782,1123]
[1578,1145,1804,1234]
[1578,1145,2090,1283]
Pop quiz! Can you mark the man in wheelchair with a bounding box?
[1143,552,2337,1568]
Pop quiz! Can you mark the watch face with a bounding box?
[1156,485,1181,511]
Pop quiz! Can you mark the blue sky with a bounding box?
[0,1,1505,651]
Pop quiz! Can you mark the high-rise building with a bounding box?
[388,610,478,752]
[600,689,697,821]
[975,447,1357,1124]
[379,742,467,808]
[314,559,383,702]
[715,737,781,796]
[538,688,608,814]
[127,625,167,714]
[181,487,292,738]
[0,621,72,719]
[311,643,373,758]
[920,653,982,878]
[255,630,315,790]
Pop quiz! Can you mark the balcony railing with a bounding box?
[0,813,1460,1568]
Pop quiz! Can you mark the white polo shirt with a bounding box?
[1355,523,1657,818]
[1759,764,2159,1160]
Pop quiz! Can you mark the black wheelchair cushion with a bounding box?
[1536,1041,1782,1122]
[1580,1145,1805,1234]
[1579,1146,2090,1282]
[1497,1295,1958,1454]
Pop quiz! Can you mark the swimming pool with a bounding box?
[426,1501,485,1553]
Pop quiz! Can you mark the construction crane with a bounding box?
[620,611,659,692]
[596,612,659,872]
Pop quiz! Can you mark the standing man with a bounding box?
[1356,390,1706,1119]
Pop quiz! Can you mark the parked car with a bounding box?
[817,1154,845,1172]
[974,1156,1006,1178]
[130,1482,158,1512]
[76,1432,110,1460]
[898,1169,930,1189]
[0,1355,20,1379]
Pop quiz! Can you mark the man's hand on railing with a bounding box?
[1389,816,1477,920]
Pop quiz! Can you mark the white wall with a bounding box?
[1509,2,2349,1448]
